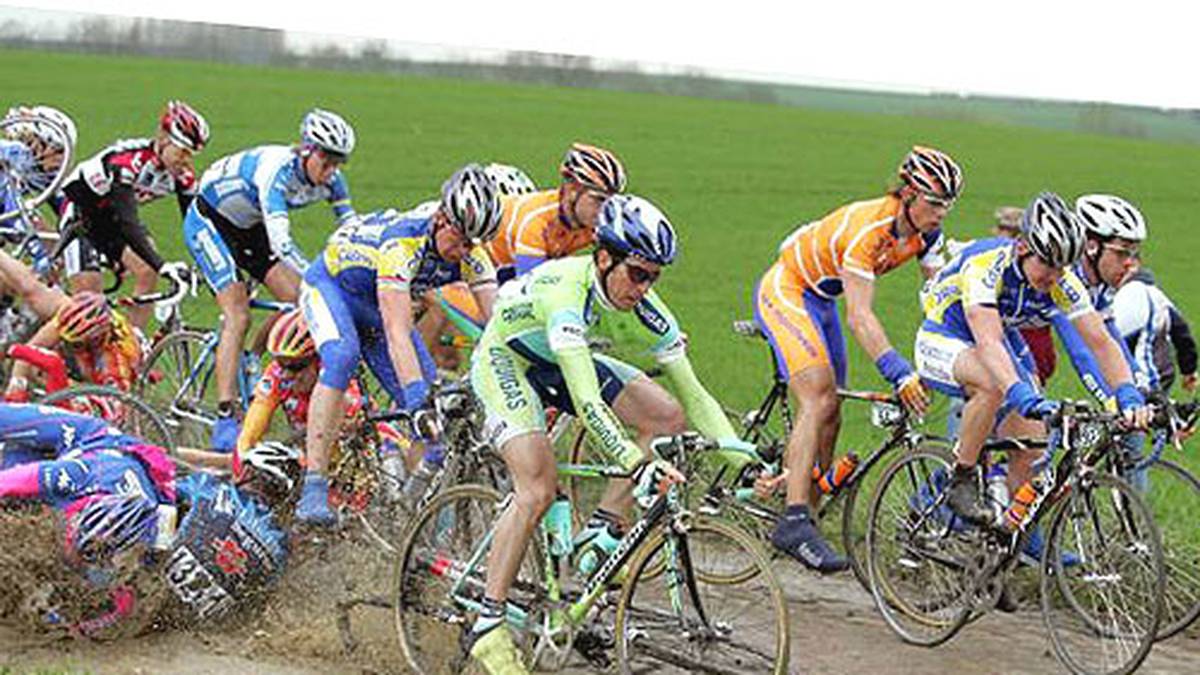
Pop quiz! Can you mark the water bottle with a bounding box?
[985,464,1010,528]
[541,493,574,558]
[812,452,859,495]
[1004,475,1045,531]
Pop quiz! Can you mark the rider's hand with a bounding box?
[400,379,430,413]
[753,469,789,500]
[158,261,191,288]
[631,459,685,508]
[3,387,30,404]
[1115,383,1150,430]
[895,373,930,416]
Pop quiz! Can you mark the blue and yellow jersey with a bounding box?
[920,237,1092,342]
[320,205,496,299]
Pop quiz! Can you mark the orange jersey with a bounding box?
[486,189,595,273]
[776,195,944,298]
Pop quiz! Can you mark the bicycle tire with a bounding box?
[614,515,789,674]
[1041,472,1164,675]
[865,445,975,647]
[136,328,218,449]
[39,384,175,453]
[842,436,954,592]
[1137,458,1200,640]
[394,484,548,675]
[0,115,75,220]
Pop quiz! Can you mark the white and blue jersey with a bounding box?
[184,145,354,291]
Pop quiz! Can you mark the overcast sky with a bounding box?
[11,1,1198,110]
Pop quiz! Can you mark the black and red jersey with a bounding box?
[62,137,195,213]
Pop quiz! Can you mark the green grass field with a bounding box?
[5,46,1199,457]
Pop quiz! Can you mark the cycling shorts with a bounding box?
[914,327,1037,399]
[471,344,641,449]
[753,262,847,386]
[183,198,278,293]
[301,257,436,407]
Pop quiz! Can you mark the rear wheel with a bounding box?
[39,384,174,452]
[137,329,217,449]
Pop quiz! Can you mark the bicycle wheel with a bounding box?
[137,329,218,449]
[393,484,544,675]
[0,114,75,220]
[39,384,175,452]
[841,437,953,592]
[1136,458,1200,640]
[614,515,788,674]
[1041,472,1164,675]
[865,446,974,647]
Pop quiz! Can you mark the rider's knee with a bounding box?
[132,264,158,291]
[316,341,358,391]
[515,473,557,517]
[221,303,251,335]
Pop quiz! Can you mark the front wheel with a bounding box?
[614,516,789,674]
[137,329,217,449]
[39,384,175,453]
[1041,472,1164,675]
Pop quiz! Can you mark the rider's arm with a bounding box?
[1049,312,1113,403]
[463,246,498,323]
[6,320,63,397]
[236,380,280,455]
[1168,305,1197,378]
[109,186,165,272]
[842,272,893,360]
[965,304,1023,391]
[1072,310,1138,397]
[472,284,497,324]
[260,172,308,275]
[660,356,738,440]
[327,171,355,225]
[378,286,426,386]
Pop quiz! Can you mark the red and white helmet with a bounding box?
[159,100,210,152]
[898,145,963,201]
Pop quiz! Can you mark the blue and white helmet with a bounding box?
[596,194,678,266]
[300,108,355,157]
[69,493,158,562]
[483,163,537,197]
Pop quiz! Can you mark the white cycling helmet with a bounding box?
[483,162,537,197]
[238,441,303,494]
[300,108,356,158]
[1074,194,1147,242]
[441,163,502,243]
[1021,191,1086,268]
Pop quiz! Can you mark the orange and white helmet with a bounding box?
[266,308,315,361]
[55,292,112,344]
[898,145,963,201]
[560,142,627,194]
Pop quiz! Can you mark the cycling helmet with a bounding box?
[1074,194,1147,242]
[595,194,677,266]
[898,145,963,201]
[1021,191,1086,268]
[440,163,502,242]
[483,162,538,196]
[560,142,627,194]
[69,493,158,562]
[266,308,315,361]
[159,100,209,152]
[300,108,355,158]
[994,206,1023,232]
[55,292,112,343]
[236,441,303,495]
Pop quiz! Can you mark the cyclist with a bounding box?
[182,108,357,451]
[466,193,745,673]
[234,308,405,488]
[1113,258,1196,395]
[421,161,539,369]
[58,101,207,328]
[1,105,77,272]
[486,142,625,283]
[915,192,1151,525]
[754,146,955,572]
[296,164,500,525]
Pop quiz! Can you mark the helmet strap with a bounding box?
[594,247,623,309]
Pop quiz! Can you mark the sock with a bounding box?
[471,596,505,637]
[0,463,40,498]
[782,503,811,523]
[217,401,235,418]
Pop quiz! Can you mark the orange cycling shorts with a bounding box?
[753,262,848,386]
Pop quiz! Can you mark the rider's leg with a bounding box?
[121,247,157,331]
[595,374,686,519]
[782,365,840,508]
[262,263,301,303]
[213,281,250,420]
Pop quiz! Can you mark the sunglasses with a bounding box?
[921,192,956,209]
[624,261,660,286]
[1102,243,1139,261]
[279,357,315,372]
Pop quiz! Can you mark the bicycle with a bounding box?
[566,319,951,588]
[136,278,291,448]
[393,432,789,674]
[865,400,1167,675]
